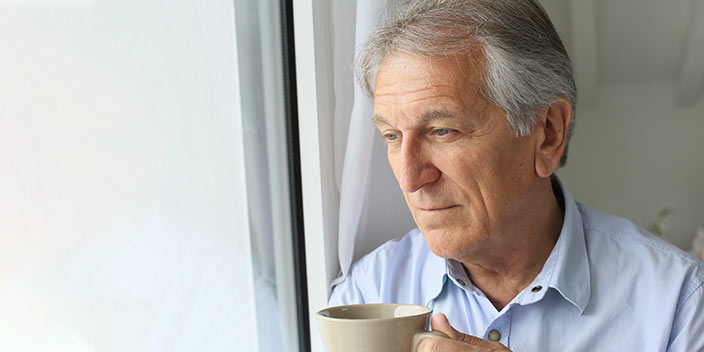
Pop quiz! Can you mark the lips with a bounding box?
[416,205,458,212]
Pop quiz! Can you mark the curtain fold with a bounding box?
[334,0,415,286]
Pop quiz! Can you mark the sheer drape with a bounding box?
[332,0,415,287]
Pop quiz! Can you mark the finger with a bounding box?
[417,335,486,352]
[431,313,459,339]
[430,313,488,347]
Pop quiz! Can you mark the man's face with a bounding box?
[372,52,541,261]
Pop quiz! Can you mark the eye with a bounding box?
[383,132,400,143]
[432,128,454,137]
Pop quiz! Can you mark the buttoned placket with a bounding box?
[483,309,512,346]
[451,271,514,347]
[476,280,551,349]
[444,258,554,349]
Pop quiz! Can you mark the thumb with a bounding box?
[431,313,483,346]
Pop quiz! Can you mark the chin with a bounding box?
[421,227,477,260]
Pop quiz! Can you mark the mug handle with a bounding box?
[412,331,449,351]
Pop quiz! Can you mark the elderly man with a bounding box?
[328,0,704,351]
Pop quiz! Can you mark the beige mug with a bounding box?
[316,303,448,352]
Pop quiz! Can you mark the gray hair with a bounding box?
[357,0,577,166]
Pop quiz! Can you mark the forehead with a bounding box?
[373,51,486,108]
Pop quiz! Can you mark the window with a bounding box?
[0,0,306,351]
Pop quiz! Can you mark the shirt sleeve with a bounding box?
[667,279,704,351]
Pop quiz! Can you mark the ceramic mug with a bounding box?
[316,303,448,352]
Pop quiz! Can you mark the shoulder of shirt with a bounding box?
[577,201,704,300]
[332,228,429,303]
[349,228,426,272]
[329,228,439,305]
[578,202,700,264]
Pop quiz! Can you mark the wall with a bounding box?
[559,83,704,250]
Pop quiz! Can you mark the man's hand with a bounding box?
[417,314,512,352]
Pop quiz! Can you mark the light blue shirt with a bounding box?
[329,179,704,351]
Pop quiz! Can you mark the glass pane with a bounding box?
[233,0,302,351]
[0,0,299,351]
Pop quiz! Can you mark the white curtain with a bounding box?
[331,0,416,286]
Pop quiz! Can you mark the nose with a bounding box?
[394,135,441,193]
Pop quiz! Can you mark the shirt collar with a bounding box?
[546,175,591,314]
[422,176,591,314]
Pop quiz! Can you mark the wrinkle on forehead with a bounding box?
[373,51,496,126]
[375,94,466,107]
[375,53,485,97]
[374,84,468,97]
[373,108,455,126]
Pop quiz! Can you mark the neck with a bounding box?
[458,177,564,311]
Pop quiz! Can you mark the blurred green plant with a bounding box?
[689,227,704,262]
[645,207,672,240]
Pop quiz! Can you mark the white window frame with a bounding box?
[292,0,338,351]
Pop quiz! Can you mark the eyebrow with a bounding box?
[372,109,456,126]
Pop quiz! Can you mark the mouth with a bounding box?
[417,205,459,212]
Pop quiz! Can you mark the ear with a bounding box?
[534,97,572,178]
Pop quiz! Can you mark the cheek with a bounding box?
[493,139,536,187]
[436,150,482,193]
[437,147,517,220]
[469,142,537,216]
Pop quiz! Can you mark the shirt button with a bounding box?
[531,285,543,293]
[488,330,501,341]
[457,279,466,286]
